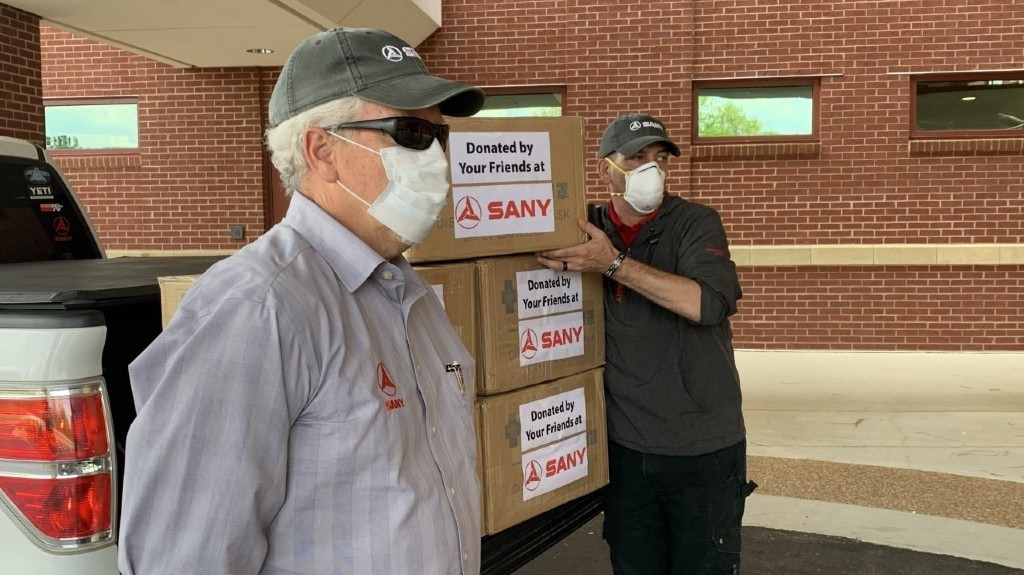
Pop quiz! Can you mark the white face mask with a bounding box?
[606,159,666,214]
[331,132,450,245]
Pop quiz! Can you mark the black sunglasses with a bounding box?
[328,116,450,151]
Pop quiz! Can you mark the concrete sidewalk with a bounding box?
[739,350,1024,570]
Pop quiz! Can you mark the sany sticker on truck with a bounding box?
[518,312,585,366]
[521,431,589,501]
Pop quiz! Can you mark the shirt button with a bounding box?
[463,552,469,561]
[381,270,394,280]
[450,487,456,496]
[432,426,437,434]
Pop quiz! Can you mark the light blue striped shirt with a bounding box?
[119,192,479,575]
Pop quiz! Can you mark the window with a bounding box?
[44,98,139,151]
[912,73,1024,138]
[693,78,819,143]
[474,86,564,118]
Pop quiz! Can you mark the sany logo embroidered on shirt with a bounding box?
[376,362,406,411]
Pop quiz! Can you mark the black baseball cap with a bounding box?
[269,27,485,126]
[598,113,681,158]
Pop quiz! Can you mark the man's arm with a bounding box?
[537,215,739,325]
[118,298,308,575]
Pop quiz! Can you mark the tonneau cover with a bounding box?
[0,256,224,307]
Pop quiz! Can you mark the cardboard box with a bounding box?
[477,368,608,534]
[475,255,604,395]
[414,261,478,362]
[404,116,588,263]
[158,275,201,328]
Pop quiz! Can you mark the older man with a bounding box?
[119,28,485,575]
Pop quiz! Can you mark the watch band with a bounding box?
[604,252,626,277]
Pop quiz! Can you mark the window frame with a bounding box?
[476,85,566,117]
[43,96,141,155]
[910,72,1024,140]
[692,77,821,145]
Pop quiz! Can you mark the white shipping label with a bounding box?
[430,284,445,309]
[521,432,589,501]
[516,268,583,319]
[449,131,552,185]
[451,183,555,238]
[518,312,585,366]
[519,386,587,452]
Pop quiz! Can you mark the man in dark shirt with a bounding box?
[537,113,755,575]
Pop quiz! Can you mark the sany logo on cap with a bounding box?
[381,45,423,62]
[629,120,665,132]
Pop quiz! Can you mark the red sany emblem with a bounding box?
[376,362,405,411]
[705,246,727,258]
[53,216,71,236]
[520,328,538,359]
[455,196,482,229]
[523,460,543,492]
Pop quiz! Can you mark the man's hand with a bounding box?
[536,220,620,273]
[536,219,704,323]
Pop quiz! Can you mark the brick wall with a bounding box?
[34,2,1024,351]
[419,0,1023,351]
[0,4,42,143]
[738,266,1024,351]
[688,0,1024,246]
[41,28,267,251]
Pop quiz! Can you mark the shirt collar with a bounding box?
[284,192,410,294]
[608,198,660,232]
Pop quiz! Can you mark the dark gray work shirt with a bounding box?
[593,195,745,456]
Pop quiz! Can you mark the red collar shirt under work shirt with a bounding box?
[118,192,479,575]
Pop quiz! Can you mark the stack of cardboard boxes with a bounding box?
[159,116,609,536]
[411,116,608,535]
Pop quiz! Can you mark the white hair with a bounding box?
[264,97,366,195]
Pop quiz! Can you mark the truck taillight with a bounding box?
[0,393,109,460]
[0,474,111,539]
[0,381,115,550]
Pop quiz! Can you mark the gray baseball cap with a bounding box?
[598,113,681,158]
[269,27,485,126]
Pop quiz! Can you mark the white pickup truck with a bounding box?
[0,135,599,574]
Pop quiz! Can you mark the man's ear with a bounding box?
[303,127,341,183]
[596,157,613,186]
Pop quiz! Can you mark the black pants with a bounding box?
[602,439,754,575]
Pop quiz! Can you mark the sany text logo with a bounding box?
[455,194,551,230]
[520,432,589,501]
[451,184,556,239]
[545,447,586,478]
[517,312,586,367]
[519,325,583,359]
